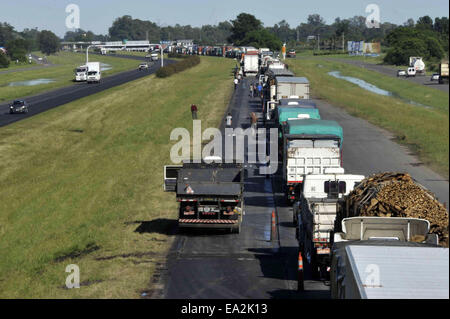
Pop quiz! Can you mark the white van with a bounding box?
[86,62,101,83]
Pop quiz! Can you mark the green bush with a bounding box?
[156,56,200,78]
[167,53,190,59]
[0,51,10,68]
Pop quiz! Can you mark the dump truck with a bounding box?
[295,170,365,281]
[439,61,449,84]
[329,217,449,299]
[164,161,244,233]
[281,119,343,204]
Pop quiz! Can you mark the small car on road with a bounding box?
[430,73,440,81]
[397,70,406,77]
[138,63,149,70]
[9,100,29,114]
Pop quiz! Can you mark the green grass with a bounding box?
[0,51,139,103]
[0,60,38,71]
[288,57,449,177]
[0,56,235,298]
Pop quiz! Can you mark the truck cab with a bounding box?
[75,65,88,82]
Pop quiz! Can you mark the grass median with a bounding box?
[288,57,449,177]
[0,56,234,298]
[0,51,139,103]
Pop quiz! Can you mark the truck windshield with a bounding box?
[76,68,86,72]
[88,71,97,75]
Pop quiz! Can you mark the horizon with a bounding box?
[0,0,448,38]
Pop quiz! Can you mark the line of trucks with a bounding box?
[163,48,449,298]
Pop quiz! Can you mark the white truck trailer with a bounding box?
[330,217,449,299]
[275,76,310,100]
[243,51,259,76]
[282,119,343,204]
[86,62,101,83]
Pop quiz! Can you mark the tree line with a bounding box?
[0,22,59,67]
[1,12,449,69]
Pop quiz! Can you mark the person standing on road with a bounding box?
[250,112,258,136]
[191,104,198,119]
[226,112,233,127]
[234,78,239,90]
[249,83,254,97]
[257,83,262,97]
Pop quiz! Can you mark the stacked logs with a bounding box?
[340,172,448,247]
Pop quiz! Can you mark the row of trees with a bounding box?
[0,22,60,67]
[384,16,449,65]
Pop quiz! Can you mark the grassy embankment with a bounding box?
[0,56,234,298]
[288,57,449,177]
[0,51,138,102]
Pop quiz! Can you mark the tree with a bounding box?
[0,50,10,68]
[416,16,433,30]
[6,38,28,62]
[242,29,282,51]
[38,30,60,55]
[228,13,263,45]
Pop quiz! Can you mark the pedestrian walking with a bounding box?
[257,83,262,96]
[234,78,238,90]
[249,83,254,97]
[250,112,257,136]
[191,104,198,119]
[226,112,233,127]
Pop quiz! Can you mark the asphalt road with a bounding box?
[0,59,173,127]
[155,76,448,300]
[329,58,449,93]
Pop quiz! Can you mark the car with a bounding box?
[430,73,440,81]
[9,100,29,114]
[397,70,406,77]
[407,67,416,77]
[138,63,149,70]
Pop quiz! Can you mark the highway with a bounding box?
[0,57,173,127]
[328,58,449,93]
[151,76,449,299]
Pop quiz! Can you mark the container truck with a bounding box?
[409,56,425,75]
[243,51,259,76]
[86,62,101,83]
[263,69,294,120]
[164,161,244,233]
[294,170,365,280]
[275,77,310,100]
[330,217,448,299]
[281,119,343,204]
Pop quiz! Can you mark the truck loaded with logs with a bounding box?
[294,172,449,298]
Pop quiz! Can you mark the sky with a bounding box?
[1,0,449,37]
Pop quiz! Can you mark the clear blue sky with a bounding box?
[1,0,448,37]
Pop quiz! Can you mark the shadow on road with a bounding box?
[131,218,178,235]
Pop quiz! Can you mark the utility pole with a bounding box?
[317,34,320,51]
[296,29,299,42]
[160,45,164,67]
[342,32,345,52]
[86,45,94,63]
